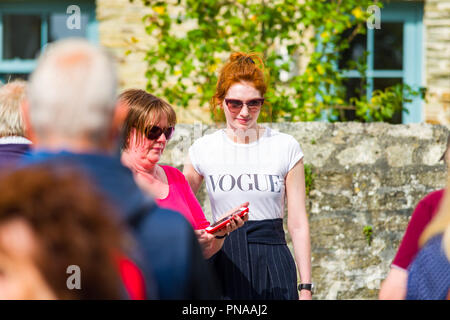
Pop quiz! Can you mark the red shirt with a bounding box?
[391,189,444,270]
[155,165,210,230]
[117,255,146,300]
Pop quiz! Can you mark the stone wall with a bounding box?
[160,122,449,299]
[96,0,212,124]
[424,0,450,124]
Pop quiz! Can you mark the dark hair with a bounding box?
[0,164,125,299]
[119,89,176,150]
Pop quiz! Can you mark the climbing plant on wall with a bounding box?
[133,0,422,123]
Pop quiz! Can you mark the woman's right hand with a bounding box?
[194,229,216,259]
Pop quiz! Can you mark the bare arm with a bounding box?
[285,158,312,300]
[379,267,408,300]
[183,163,204,195]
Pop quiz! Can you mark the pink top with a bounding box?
[392,189,444,270]
[155,165,210,230]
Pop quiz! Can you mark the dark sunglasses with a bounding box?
[145,126,175,140]
[225,98,265,111]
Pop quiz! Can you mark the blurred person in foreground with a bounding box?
[406,175,450,300]
[0,80,31,170]
[0,164,125,299]
[21,38,219,299]
[379,135,450,300]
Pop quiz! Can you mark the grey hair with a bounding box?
[27,38,117,143]
[0,80,27,138]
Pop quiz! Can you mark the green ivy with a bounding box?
[363,225,374,246]
[133,0,424,123]
[304,163,315,197]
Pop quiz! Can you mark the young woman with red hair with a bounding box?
[184,52,312,300]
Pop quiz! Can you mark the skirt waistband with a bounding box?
[242,218,286,244]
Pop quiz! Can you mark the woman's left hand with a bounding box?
[213,202,249,237]
[196,202,249,259]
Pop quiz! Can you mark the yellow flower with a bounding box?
[153,6,165,15]
[320,31,329,40]
[174,70,182,76]
[316,65,325,75]
[352,7,363,19]
[208,64,217,73]
[308,75,314,83]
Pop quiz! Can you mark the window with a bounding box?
[339,2,424,124]
[0,0,97,83]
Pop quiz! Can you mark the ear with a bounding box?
[20,99,37,144]
[112,99,129,132]
[107,99,129,146]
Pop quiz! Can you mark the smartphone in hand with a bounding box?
[205,207,249,234]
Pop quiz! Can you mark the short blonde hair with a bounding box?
[0,80,27,138]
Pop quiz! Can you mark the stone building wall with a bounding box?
[424,0,450,124]
[95,0,212,124]
[96,0,450,125]
[160,122,449,299]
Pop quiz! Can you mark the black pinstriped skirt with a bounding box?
[209,219,298,300]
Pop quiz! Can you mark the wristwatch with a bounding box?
[215,233,228,239]
[298,283,315,294]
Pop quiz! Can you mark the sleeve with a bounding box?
[174,167,210,230]
[286,135,304,173]
[183,176,210,229]
[391,195,436,269]
[188,141,203,176]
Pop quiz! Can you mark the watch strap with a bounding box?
[215,233,228,239]
[298,283,313,292]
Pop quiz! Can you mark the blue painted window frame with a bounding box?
[342,2,424,123]
[0,0,97,79]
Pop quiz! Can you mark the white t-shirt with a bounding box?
[188,126,304,222]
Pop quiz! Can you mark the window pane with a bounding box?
[338,28,367,70]
[2,15,42,60]
[338,78,367,121]
[373,78,403,124]
[48,13,89,42]
[374,23,403,70]
[0,73,29,85]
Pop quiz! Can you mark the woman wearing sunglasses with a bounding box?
[119,89,248,259]
[183,52,312,300]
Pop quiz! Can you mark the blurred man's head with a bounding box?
[26,38,118,151]
[0,80,27,138]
